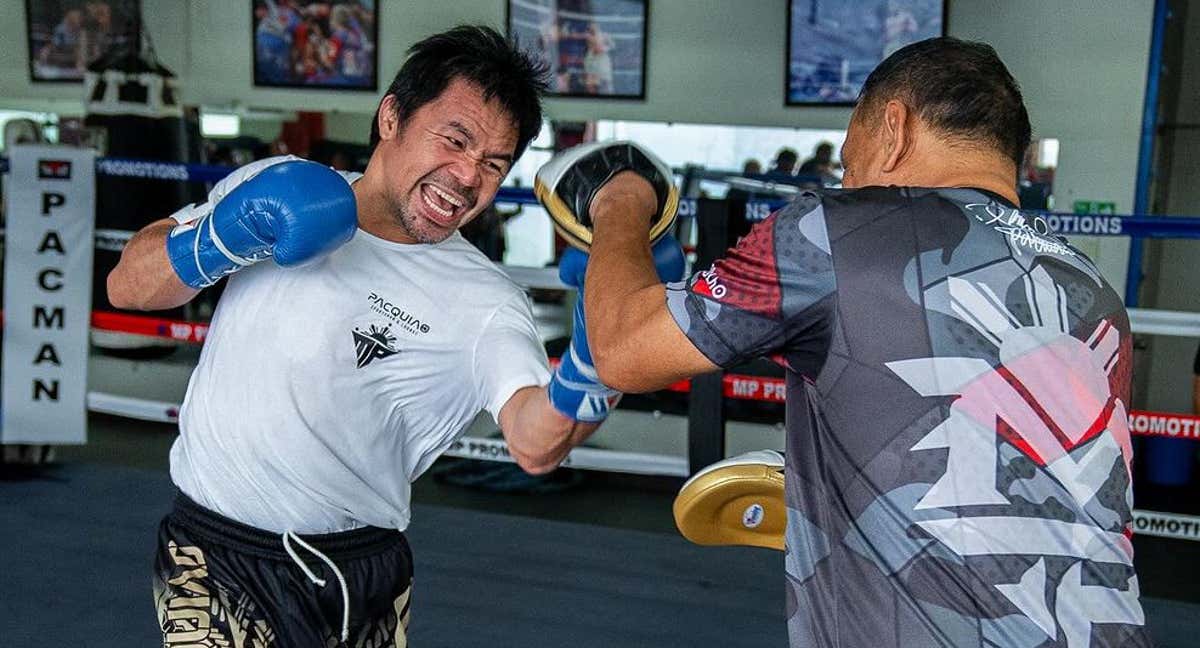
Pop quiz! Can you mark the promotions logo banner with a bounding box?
[2,145,96,444]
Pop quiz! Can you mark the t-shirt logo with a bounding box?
[352,323,399,368]
[965,202,1077,257]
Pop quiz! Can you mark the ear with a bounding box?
[376,95,400,141]
[880,100,912,173]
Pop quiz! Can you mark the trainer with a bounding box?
[108,26,680,647]
[538,37,1150,647]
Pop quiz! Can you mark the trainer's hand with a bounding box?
[534,141,678,251]
[589,170,659,226]
[166,160,357,288]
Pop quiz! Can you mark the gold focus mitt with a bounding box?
[673,450,786,552]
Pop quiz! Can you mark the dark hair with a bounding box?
[369,25,549,160]
[856,37,1031,167]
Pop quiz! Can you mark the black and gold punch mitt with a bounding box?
[534,141,680,251]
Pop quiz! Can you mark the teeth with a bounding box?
[429,185,464,207]
[422,189,452,218]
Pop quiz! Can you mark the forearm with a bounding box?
[106,220,199,311]
[585,202,669,383]
[588,208,662,303]
[501,386,600,474]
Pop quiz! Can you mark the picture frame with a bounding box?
[508,0,649,99]
[252,0,378,91]
[26,0,142,83]
[786,0,946,106]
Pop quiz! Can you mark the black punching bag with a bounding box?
[83,40,205,356]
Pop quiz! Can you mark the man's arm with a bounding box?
[107,218,201,311]
[494,209,701,474]
[540,142,835,396]
[586,173,718,393]
[108,156,357,312]
[472,289,610,476]
[498,386,600,474]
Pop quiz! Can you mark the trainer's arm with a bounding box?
[586,173,718,393]
[107,218,200,311]
[498,387,600,474]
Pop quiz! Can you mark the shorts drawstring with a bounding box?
[283,530,351,642]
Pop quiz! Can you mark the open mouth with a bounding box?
[419,182,467,226]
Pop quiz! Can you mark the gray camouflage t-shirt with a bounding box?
[667,187,1150,647]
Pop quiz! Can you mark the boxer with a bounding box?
[109,25,681,647]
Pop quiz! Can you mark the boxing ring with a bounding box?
[3,154,1200,542]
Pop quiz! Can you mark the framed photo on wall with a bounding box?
[508,0,648,99]
[786,0,945,105]
[252,0,378,91]
[26,0,141,82]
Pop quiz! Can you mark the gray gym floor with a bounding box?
[3,413,1199,647]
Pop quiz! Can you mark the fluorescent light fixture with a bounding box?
[200,112,240,138]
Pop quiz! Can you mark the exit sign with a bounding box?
[1073,200,1117,215]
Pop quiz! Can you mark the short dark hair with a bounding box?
[856,37,1031,167]
[369,25,549,160]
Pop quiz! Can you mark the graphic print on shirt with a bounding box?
[367,291,432,336]
[353,323,399,368]
[353,291,437,368]
[964,202,1078,258]
[885,265,1143,646]
[663,188,1149,646]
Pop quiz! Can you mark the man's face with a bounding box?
[373,78,517,244]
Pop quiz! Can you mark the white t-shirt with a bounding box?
[168,158,550,533]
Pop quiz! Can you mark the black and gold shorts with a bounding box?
[153,494,413,648]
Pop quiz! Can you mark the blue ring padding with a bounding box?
[2,155,1200,238]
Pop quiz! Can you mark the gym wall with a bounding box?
[0,0,1158,297]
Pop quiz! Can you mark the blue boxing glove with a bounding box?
[166,159,358,288]
[549,235,687,422]
[651,235,687,283]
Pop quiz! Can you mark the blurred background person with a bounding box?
[797,141,841,184]
[766,147,798,178]
[328,3,369,83]
[583,22,615,94]
[37,9,84,72]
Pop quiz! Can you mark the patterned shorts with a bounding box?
[153,494,413,648]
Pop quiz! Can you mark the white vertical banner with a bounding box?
[2,145,96,444]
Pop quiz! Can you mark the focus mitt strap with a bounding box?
[673,450,786,552]
[534,140,679,251]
